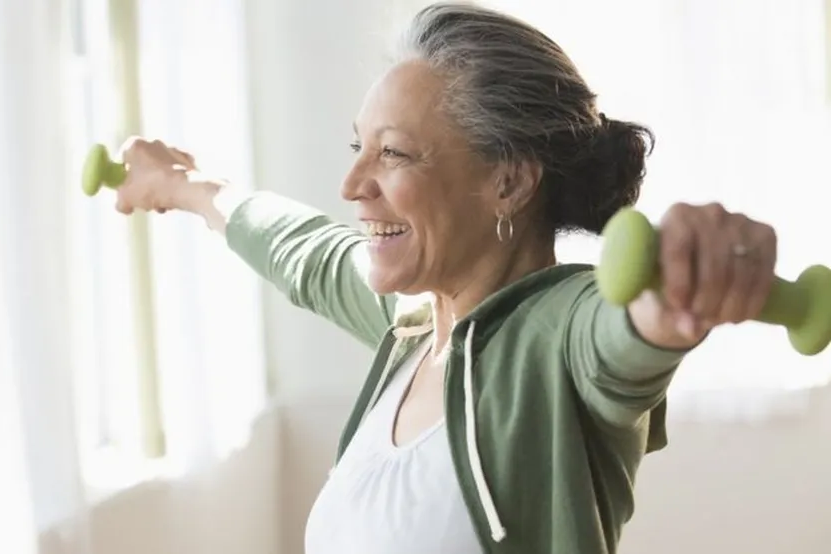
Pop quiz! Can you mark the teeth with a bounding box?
[366,222,409,237]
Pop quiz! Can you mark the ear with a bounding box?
[494,158,543,216]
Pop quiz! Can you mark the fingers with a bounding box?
[659,204,697,312]
[714,214,754,322]
[120,137,163,165]
[689,204,731,321]
[118,135,143,165]
[114,169,137,214]
[658,202,778,330]
[115,186,168,215]
[119,136,195,167]
[169,147,197,170]
[719,222,777,322]
[746,224,777,318]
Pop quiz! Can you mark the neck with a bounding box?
[428,239,555,357]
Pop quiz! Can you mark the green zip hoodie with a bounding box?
[226,192,689,554]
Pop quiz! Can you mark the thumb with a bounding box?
[672,311,711,343]
[115,194,134,215]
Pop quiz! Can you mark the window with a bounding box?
[66,0,149,473]
[64,0,269,492]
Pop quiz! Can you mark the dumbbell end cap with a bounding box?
[597,208,659,305]
[788,264,831,356]
[81,143,109,196]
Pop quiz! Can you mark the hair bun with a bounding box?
[550,117,654,235]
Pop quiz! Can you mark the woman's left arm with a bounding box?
[563,202,777,429]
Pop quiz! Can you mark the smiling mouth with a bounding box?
[365,221,411,239]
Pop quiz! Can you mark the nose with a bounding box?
[340,157,381,203]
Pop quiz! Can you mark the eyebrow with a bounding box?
[351,122,407,137]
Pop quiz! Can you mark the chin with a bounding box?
[367,271,402,296]
[367,267,420,296]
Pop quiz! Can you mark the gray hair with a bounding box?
[395,2,654,235]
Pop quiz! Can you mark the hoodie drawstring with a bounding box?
[462,321,507,542]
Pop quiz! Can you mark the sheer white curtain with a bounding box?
[1,0,269,551]
[0,0,92,552]
[134,0,267,478]
[0,290,39,554]
[490,0,831,421]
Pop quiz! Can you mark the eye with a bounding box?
[381,146,408,159]
[348,141,361,153]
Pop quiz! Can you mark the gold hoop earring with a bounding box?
[496,214,514,243]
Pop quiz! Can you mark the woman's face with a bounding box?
[341,61,504,296]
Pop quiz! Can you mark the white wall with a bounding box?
[620,390,831,553]
[38,412,280,554]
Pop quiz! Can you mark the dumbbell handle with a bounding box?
[82,144,127,196]
[597,208,831,356]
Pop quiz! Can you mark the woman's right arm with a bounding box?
[116,138,397,348]
[204,184,396,348]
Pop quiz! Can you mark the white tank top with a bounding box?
[304,341,483,554]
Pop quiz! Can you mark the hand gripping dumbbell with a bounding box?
[597,208,831,356]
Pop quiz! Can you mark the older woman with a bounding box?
[114,3,776,553]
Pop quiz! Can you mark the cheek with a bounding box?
[381,170,491,250]
[382,173,442,230]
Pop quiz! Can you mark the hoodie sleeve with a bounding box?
[560,272,690,447]
[224,192,396,348]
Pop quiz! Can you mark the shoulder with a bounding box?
[470,264,598,349]
[521,264,601,325]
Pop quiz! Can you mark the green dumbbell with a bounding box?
[81,143,127,196]
[597,208,831,356]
